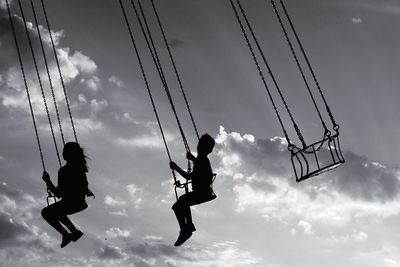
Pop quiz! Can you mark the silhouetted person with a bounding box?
[41,142,94,248]
[169,133,216,246]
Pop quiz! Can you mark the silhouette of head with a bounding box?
[63,142,88,172]
[197,134,215,156]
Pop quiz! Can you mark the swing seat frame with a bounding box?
[46,191,57,206]
[291,131,344,182]
[174,174,217,202]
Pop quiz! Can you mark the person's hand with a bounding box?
[42,171,51,183]
[169,161,178,170]
[86,189,95,199]
[186,152,195,161]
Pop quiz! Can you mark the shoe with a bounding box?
[174,230,192,246]
[71,230,84,242]
[60,234,73,248]
[186,223,196,232]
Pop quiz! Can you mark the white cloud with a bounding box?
[108,75,125,88]
[0,0,11,10]
[116,122,176,149]
[104,195,127,208]
[81,76,102,92]
[351,17,363,24]
[90,98,108,113]
[106,227,131,238]
[352,231,368,242]
[298,220,314,236]
[69,50,97,75]
[126,184,141,196]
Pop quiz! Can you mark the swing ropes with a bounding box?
[229,0,344,182]
[6,0,78,203]
[119,0,207,200]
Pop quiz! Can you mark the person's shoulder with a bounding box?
[196,155,210,165]
[58,165,67,173]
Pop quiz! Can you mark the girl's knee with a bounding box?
[41,207,50,219]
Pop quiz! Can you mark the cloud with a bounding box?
[351,17,363,24]
[213,126,400,232]
[104,195,127,208]
[0,0,11,10]
[108,75,125,88]
[97,245,126,260]
[116,122,177,149]
[0,182,54,260]
[167,38,184,48]
[0,7,98,118]
[298,220,314,236]
[106,227,131,239]
[123,237,263,267]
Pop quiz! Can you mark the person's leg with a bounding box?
[59,216,83,242]
[60,203,87,242]
[172,194,198,246]
[172,199,186,231]
[42,203,73,248]
[41,204,68,236]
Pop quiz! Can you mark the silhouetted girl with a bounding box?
[41,142,94,248]
[169,134,216,246]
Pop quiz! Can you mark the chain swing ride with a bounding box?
[230,0,345,182]
[119,0,217,201]
[6,0,78,205]
[6,0,345,207]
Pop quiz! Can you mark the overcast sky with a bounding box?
[1,0,400,266]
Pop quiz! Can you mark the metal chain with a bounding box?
[278,0,338,129]
[40,0,78,142]
[30,0,65,146]
[17,0,62,166]
[149,0,200,140]
[271,0,328,133]
[235,0,307,148]
[6,0,46,171]
[230,0,292,147]
[130,0,191,153]
[119,0,178,184]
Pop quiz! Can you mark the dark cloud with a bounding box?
[329,151,400,201]
[0,211,30,248]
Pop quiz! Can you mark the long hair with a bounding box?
[63,142,88,173]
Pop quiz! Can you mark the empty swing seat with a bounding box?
[290,131,345,182]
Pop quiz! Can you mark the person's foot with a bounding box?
[71,230,84,242]
[60,234,73,248]
[186,223,196,232]
[174,230,192,246]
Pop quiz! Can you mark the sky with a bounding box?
[1,0,400,266]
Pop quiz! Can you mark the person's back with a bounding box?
[191,155,213,194]
[58,163,88,207]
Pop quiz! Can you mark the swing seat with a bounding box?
[291,131,345,182]
[174,174,217,202]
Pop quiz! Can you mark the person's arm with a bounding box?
[83,172,95,199]
[186,151,196,162]
[42,171,62,198]
[169,162,192,180]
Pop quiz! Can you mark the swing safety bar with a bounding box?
[46,190,57,206]
[291,131,344,182]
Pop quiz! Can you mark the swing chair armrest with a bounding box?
[175,180,191,188]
